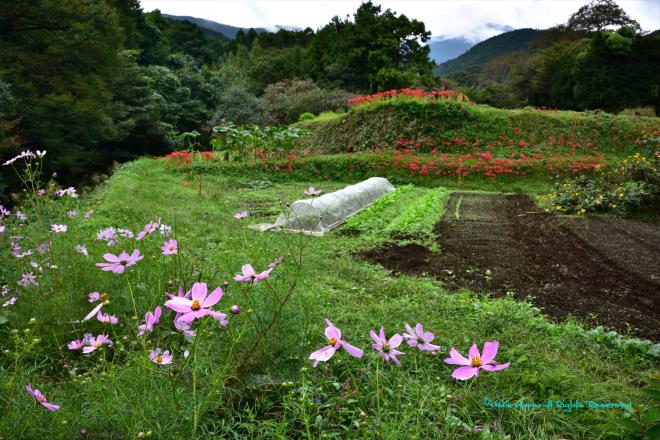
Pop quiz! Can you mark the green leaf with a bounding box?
[641,408,660,425]
[645,423,660,440]
[641,389,660,400]
[612,418,643,433]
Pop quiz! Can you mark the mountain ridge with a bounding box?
[163,14,268,38]
[435,28,544,75]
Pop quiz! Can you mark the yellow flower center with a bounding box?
[155,355,163,364]
[37,395,46,403]
[100,293,108,302]
[191,300,201,311]
[328,337,337,346]
[470,356,482,367]
[93,342,101,347]
[168,246,174,251]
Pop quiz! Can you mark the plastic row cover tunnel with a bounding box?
[270,177,395,235]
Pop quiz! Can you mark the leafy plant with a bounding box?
[607,377,660,440]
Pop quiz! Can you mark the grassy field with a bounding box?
[1,157,658,439]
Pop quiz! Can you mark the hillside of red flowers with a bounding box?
[347,88,472,106]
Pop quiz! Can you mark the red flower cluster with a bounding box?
[163,151,214,169]
[348,88,465,105]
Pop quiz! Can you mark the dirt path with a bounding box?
[362,192,660,341]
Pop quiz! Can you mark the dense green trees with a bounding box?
[447,1,658,113]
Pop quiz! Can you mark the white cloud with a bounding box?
[140,0,660,38]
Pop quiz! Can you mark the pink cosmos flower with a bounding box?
[0,204,10,217]
[138,306,162,336]
[87,292,108,303]
[26,384,60,411]
[55,187,77,198]
[16,211,27,222]
[67,210,77,218]
[402,323,440,352]
[268,256,283,269]
[136,220,160,240]
[370,327,405,366]
[96,249,143,274]
[51,224,67,233]
[444,340,510,380]
[309,319,363,367]
[233,263,272,284]
[17,272,38,287]
[75,245,88,256]
[304,186,322,196]
[37,243,48,253]
[164,282,225,323]
[149,348,173,365]
[69,333,94,350]
[174,318,196,337]
[97,227,118,246]
[166,288,196,337]
[84,210,94,219]
[233,211,249,219]
[0,225,4,234]
[83,302,104,321]
[3,150,36,166]
[37,189,46,196]
[67,339,85,350]
[13,250,32,259]
[230,305,241,314]
[161,239,177,255]
[96,310,118,325]
[3,296,17,307]
[82,334,113,354]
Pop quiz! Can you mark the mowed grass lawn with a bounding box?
[1,157,657,439]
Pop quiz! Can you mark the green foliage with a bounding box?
[1,156,659,438]
[261,80,352,124]
[565,0,641,32]
[444,2,654,113]
[539,150,660,216]
[0,0,124,181]
[607,378,660,440]
[437,29,544,76]
[298,112,315,122]
[297,98,656,157]
[310,1,433,92]
[212,85,270,126]
[210,123,306,160]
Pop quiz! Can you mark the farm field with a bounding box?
[1,147,659,438]
[363,192,660,341]
[3,1,660,438]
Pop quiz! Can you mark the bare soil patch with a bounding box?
[361,192,660,341]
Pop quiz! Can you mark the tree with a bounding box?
[565,0,640,32]
[310,1,433,92]
[0,0,124,179]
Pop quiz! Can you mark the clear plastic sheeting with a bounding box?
[251,177,395,235]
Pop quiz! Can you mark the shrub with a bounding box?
[212,85,270,126]
[262,79,353,124]
[298,112,315,122]
[539,150,660,216]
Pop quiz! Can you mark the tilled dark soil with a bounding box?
[361,192,660,341]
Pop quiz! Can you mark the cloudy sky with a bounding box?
[140,0,660,41]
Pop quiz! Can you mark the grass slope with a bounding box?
[1,158,657,438]
[298,100,659,156]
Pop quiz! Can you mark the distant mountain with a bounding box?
[163,14,267,39]
[435,28,544,75]
[428,37,474,64]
